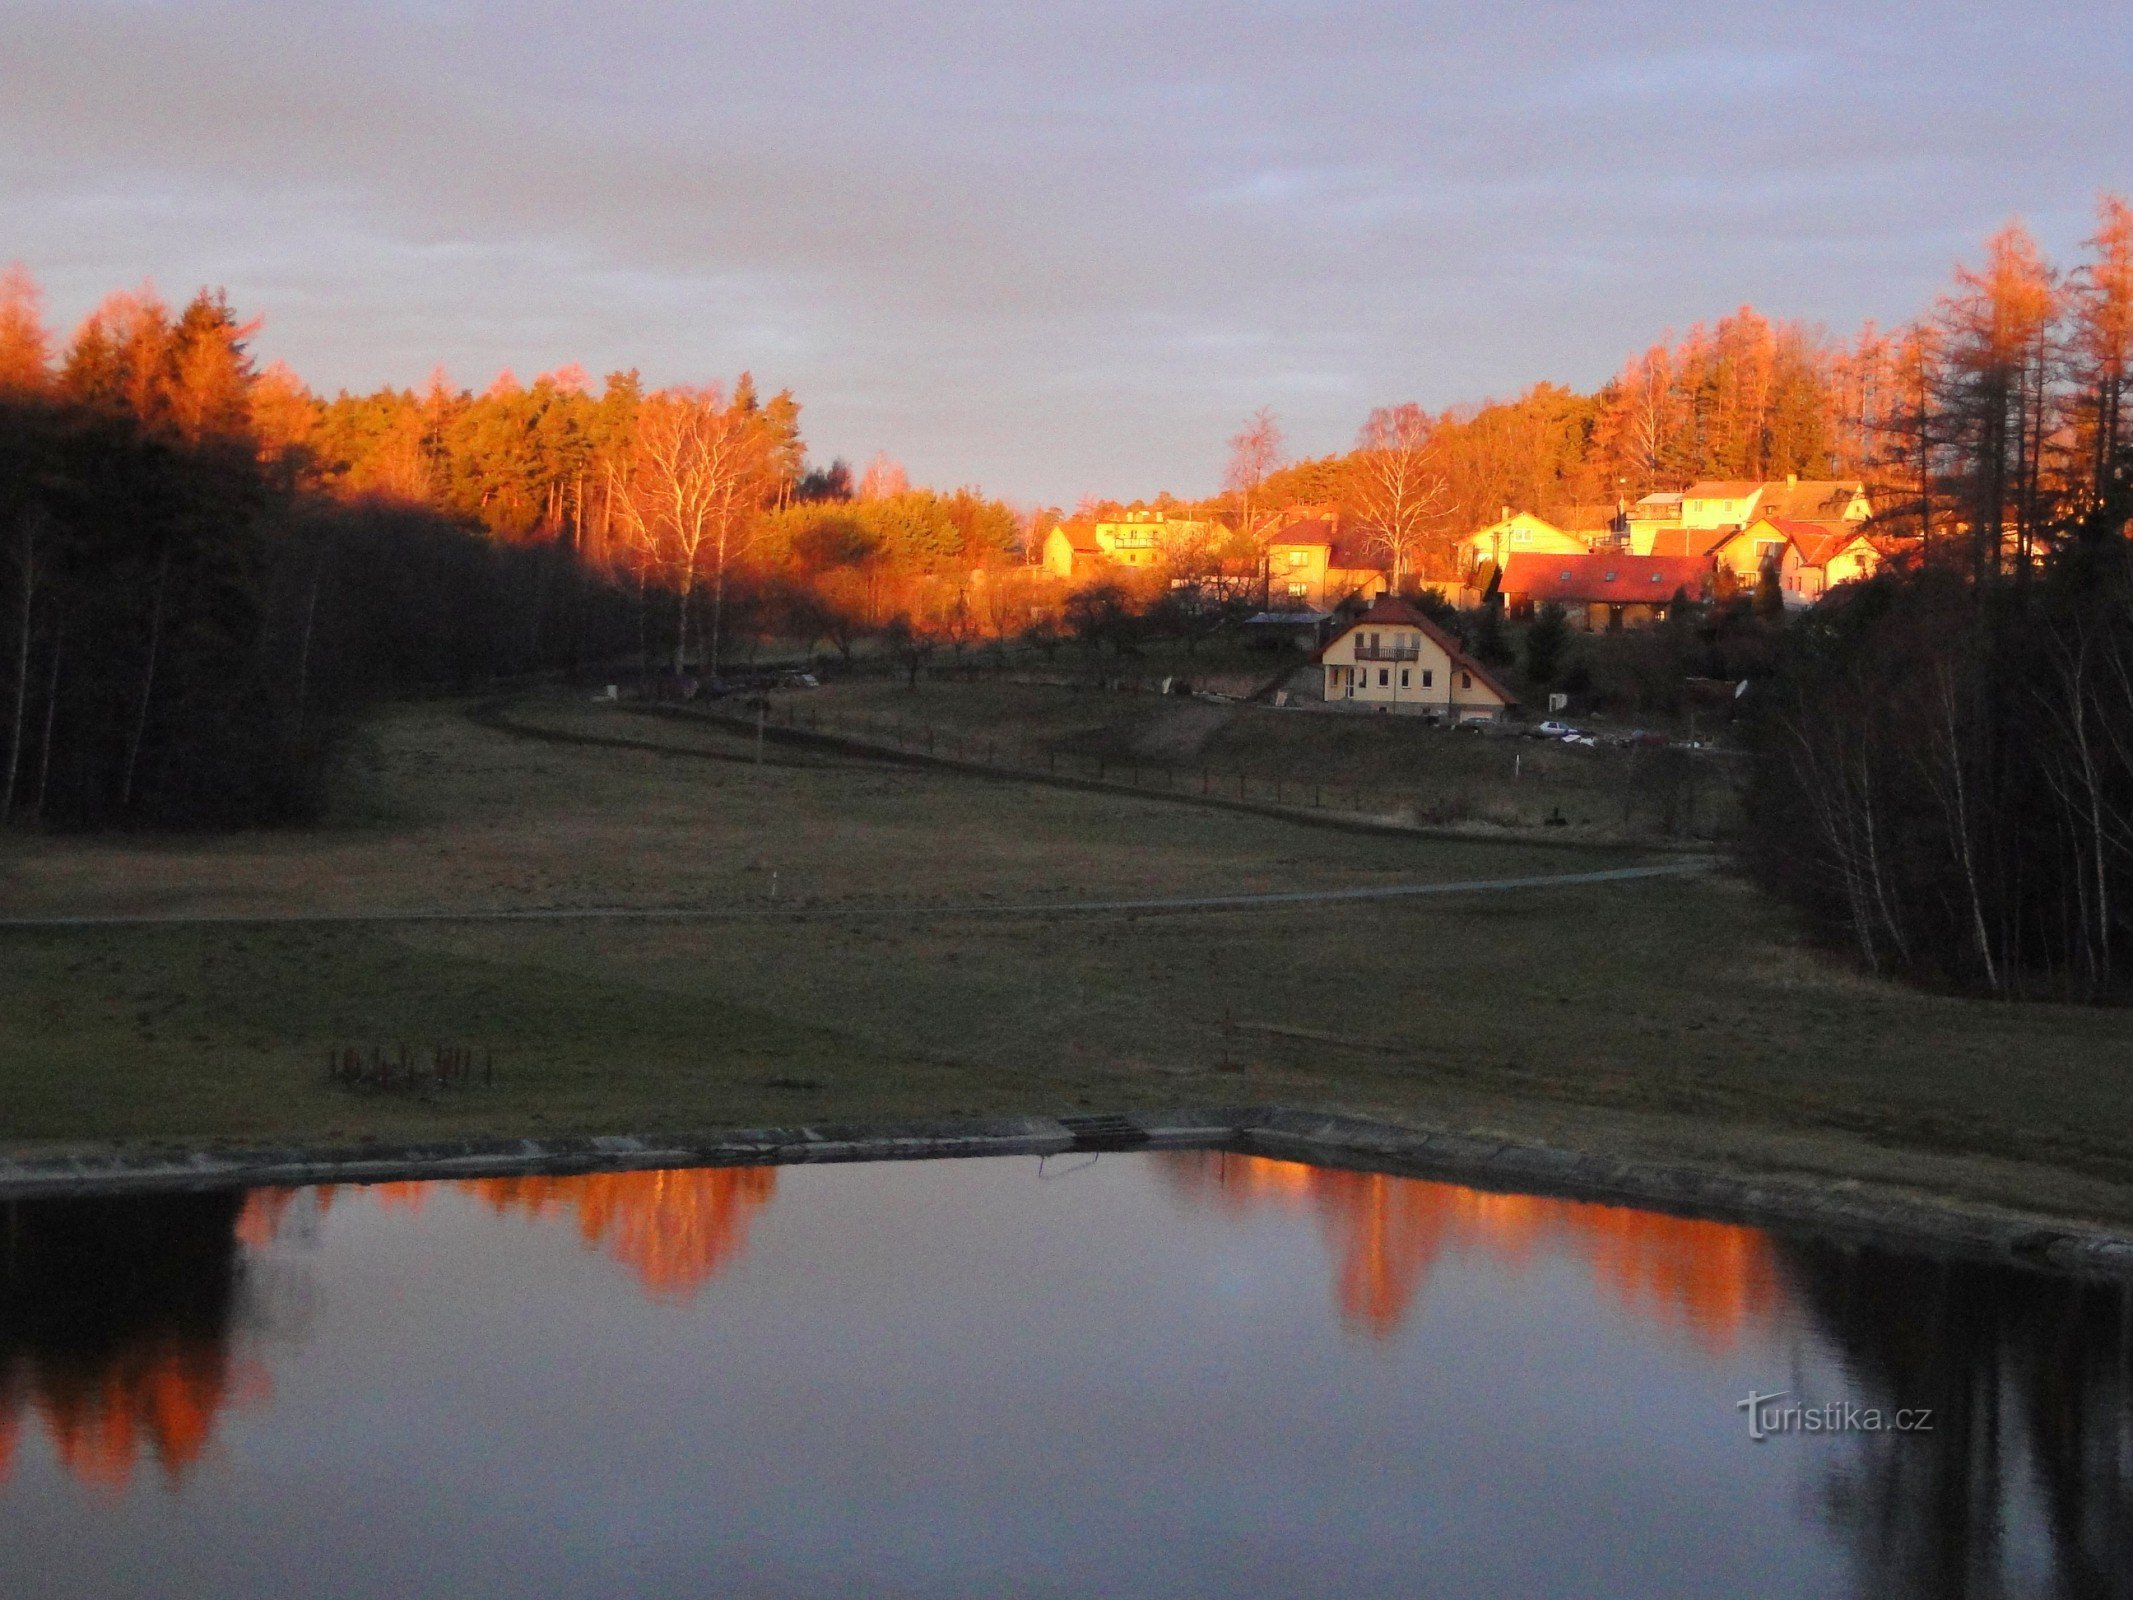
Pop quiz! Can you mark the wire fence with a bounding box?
[719,699,1508,826]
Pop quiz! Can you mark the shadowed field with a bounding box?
[1,693,2128,1226]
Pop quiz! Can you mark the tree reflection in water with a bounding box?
[1,1165,780,1492]
[1160,1151,1783,1348]
[456,1167,778,1301]
[1774,1239,2133,1600]
[5,1154,2128,1598]
[0,1192,262,1490]
[1164,1151,2133,1598]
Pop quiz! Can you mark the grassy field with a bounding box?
[766,670,1738,841]
[1,692,2129,1226]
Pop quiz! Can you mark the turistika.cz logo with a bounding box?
[1736,1389,1935,1442]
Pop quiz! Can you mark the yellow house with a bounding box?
[1316,595,1515,720]
[1045,509,1229,579]
[1459,511,1592,574]
[1042,523,1104,580]
[1680,476,1873,534]
[1706,517,1885,603]
[1624,493,1685,554]
[1265,510,1388,608]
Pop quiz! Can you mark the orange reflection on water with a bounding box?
[235,1169,783,1304]
[461,1167,779,1302]
[0,1336,264,1492]
[1164,1152,1783,1348]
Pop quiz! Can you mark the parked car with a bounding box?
[1536,720,1580,738]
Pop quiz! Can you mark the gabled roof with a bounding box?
[1316,595,1517,704]
[1053,523,1102,553]
[1646,526,1733,559]
[1770,518,1874,568]
[1266,516,1336,550]
[1269,516,1385,573]
[1682,480,1767,501]
[1759,479,1867,521]
[1500,553,1710,606]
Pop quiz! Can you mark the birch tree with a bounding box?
[1348,403,1447,586]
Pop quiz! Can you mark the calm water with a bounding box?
[1,1153,2128,1598]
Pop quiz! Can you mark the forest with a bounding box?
[0,269,1029,826]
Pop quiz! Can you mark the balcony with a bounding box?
[1352,642,1421,662]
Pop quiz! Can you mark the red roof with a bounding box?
[1268,515,1384,573]
[1499,553,1709,606]
[1645,527,1731,558]
[1318,595,1518,705]
[1769,518,1871,569]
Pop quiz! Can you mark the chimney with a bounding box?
[1786,473,1797,489]
[1501,505,1510,522]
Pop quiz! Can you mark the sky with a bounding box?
[2,1,2128,505]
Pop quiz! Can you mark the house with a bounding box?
[1315,594,1515,720]
[1498,553,1709,630]
[1791,523,1882,595]
[1706,517,1883,602]
[1264,509,1389,609]
[1042,509,1230,581]
[1679,476,1872,534]
[1091,508,1223,570]
[1042,523,1105,580]
[1624,493,1686,554]
[1458,510,1593,575]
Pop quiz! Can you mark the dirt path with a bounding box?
[0,860,1710,930]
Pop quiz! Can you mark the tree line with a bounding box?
[1734,204,2133,1000]
[0,274,644,827]
[0,266,1049,828]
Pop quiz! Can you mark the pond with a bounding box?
[1,1152,2127,1598]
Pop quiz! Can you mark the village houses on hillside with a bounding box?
[1042,475,1894,632]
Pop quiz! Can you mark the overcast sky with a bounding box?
[2,1,2127,503]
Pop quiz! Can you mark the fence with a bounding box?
[709,699,1517,828]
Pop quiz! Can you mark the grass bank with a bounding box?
[0,693,2127,1227]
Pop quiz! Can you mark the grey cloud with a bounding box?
[0,0,2127,500]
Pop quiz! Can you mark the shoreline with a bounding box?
[6,1106,2130,1281]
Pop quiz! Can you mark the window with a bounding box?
[1512,529,1531,544]
[1287,550,1308,567]
[1400,669,1410,688]
[1461,671,1472,689]
[1421,670,1433,688]
[1378,668,1389,687]
[1287,581,1309,597]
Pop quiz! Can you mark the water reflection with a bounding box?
[1778,1238,2133,1599]
[1,1156,2128,1598]
[0,1192,263,1490]
[237,1168,780,1302]
[457,1167,778,1301]
[1161,1151,1782,1348]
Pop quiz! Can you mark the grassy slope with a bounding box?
[1,694,2128,1224]
[785,673,1739,839]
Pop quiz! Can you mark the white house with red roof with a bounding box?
[1315,595,1515,720]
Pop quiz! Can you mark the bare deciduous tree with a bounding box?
[1224,407,1283,544]
[1348,403,1448,586]
[616,386,770,674]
